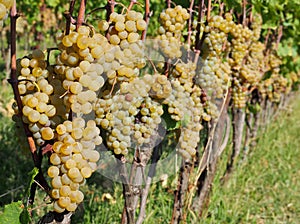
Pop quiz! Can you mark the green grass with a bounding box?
[201,96,300,224]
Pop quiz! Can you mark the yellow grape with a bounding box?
[60,143,73,155]
[61,173,72,185]
[110,34,120,45]
[20,58,30,67]
[53,201,65,213]
[69,82,83,94]
[63,120,73,132]
[98,20,109,31]
[72,142,83,153]
[65,159,77,169]
[136,19,147,31]
[58,196,71,208]
[50,153,61,165]
[52,141,63,153]
[38,114,49,125]
[22,106,33,116]
[50,189,60,199]
[77,35,90,50]
[68,167,81,179]
[28,110,41,123]
[47,166,60,178]
[56,124,67,135]
[115,21,125,31]
[66,202,77,212]
[70,182,80,191]
[125,20,136,32]
[0,4,6,20]
[59,185,71,197]
[62,35,73,47]
[45,105,56,117]
[40,127,54,140]
[80,166,92,178]
[51,176,63,189]
[36,102,48,113]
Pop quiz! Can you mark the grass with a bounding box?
[201,95,300,223]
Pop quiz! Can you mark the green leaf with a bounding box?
[24,167,39,200]
[19,209,31,224]
[248,103,261,114]
[0,201,23,224]
[47,0,61,8]
[161,105,181,131]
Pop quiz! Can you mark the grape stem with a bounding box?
[105,0,115,21]
[195,0,205,51]
[207,0,211,21]
[141,0,150,41]
[166,0,170,8]
[76,0,86,30]
[275,25,283,50]
[64,0,76,35]
[187,0,195,60]
[128,0,137,11]
[9,1,50,207]
[115,154,134,224]
[242,0,247,26]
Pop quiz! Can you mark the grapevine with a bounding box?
[5,0,300,223]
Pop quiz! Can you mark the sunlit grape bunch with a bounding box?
[16,49,57,145]
[157,5,190,59]
[48,117,101,213]
[149,73,172,99]
[55,25,106,116]
[94,74,165,155]
[232,78,248,108]
[171,61,196,91]
[0,0,13,28]
[97,10,147,83]
[176,85,203,159]
[251,14,262,41]
[203,15,234,56]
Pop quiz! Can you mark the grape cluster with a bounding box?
[0,0,13,27]
[97,10,147,83]
[94,74,166,155]
[157,6,190,59]
[48,117,101,213]
[258,49,287,102]
[55,25,106,116]
[17,50,57,145]
[203,14,234,56]
[232,78,248,109]
[195,14,233,116]
[175,85,203,158]
[171,61,196,91]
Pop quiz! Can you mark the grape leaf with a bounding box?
[24,167,39,200]
[161,105,181,131]
[19,209,31,224]
[0,201,23,224]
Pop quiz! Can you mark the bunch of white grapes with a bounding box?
[0,0,13,27]
[157,5,190,59]
[17,50,57,145]
[97,10,147,83]
[48,118,101,213]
